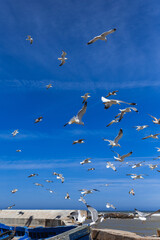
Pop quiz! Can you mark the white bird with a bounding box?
[7,204,15,209]
[103,128,123,148]
[113,151,133,162]
[64,102,87,127]
[26,35,33,44]
[65,192,70,200]
[12,129,19,137]
[45,180,53,183]
[106,162,117,171]
[155,147,160,152]
[81,93,91,104]
[101,96,136,110]
[53,172,64,183]
[106,118,119,127]
[142,133,160,140]
[148,164,158,170]
[134,209,160,221]
[126,174,147,180]
[80,158,92,165]
[79,189,99,196]
[86,204,99,225]
[34,183,44,187]
[73,139,85,145]
[46,189,54,194]
[105,90,118,98]
[133,125,149,131]
[28,173,38,178]
[129,188,135,196]
[35,116,43,123]
[78,196,86,204]
[87,28,116,45]
[16,150,21,152]
[11,189,18,194]
[46,84,53,89]
[87,168,95,171]
[58,51,67,66]
[148,114,160,125]
[131,161,144,169]
[106,203,116,209]
[115,107,138,122]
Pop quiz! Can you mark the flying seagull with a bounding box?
[87,168,95,171]
[65,192,70,200]
[126,174,147,180]
[7,204,15,209]
[79,189,99,196]
[80,158,92,165]
[87,28,116,45]
[16,150,21,152]
[148,164,158,170]
[131,162,144,169]
[81,93,91,104]
[34,183,44,187]
[129,189,135,196]
[106,162,116,171]
[35,116,43,123]
[64,102,87,127]
[58,51,67,66]
[28,173,38,178]
[133,125,149,131]
[134,208,160,221]
[142,133,160,140]
[105,90,118,98]
[73,139,85,145]
[53,172,64,183]
[46,84,53,89]
[78,196,87,204]
[106,118,119,127]
[115,107,138,122]
[69,210,86,224]
[155,147,160,152]
[113,151,133,162]
[12,129,19,137]
[45,180,53,183]
[26,35,33,44]
[148,114,160,125]
[106,203,116,209]
[11,189,18,194]
[101,96,136,109]
[46,189,54,194]
[103,128,123,148]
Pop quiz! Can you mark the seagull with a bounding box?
[81,93,91,104]
[142,133,160,140]
[105,90,118,98]
[115,107,138,122]
[79,189,99,196]
[11,189,18,194]
[65,192,70,200]
[46,84,53,89]
[34,183,44,187]
[103,128,123,148]
[58,51,67,66]
[26,35,33,44]
[113,151,133,162]
[129,189,135,196]
[148,164,158,170]
[87,168,95,171]
[148,114,160,125]
[7,204,15,209]
[101,96,136,109]
[12,129,19,137]
[106,118,119,127]
[106,162,116,171]
[131,162,144,169]
[87,28,116,45]
[73,139,85,145]
[106,203,116,209]
[78,196,86,204]
[28,173,38,178]
[133,125,149,131]
[35,116,43,123]
[155,147,160,152]
[45,180,53,183]
[80,158,92,165]
[53,172,64,183]
[64,102,87,127]
[69,210,86,224]
[153,156,160,160]
[86,204,99,225]
[126,174,147,180]
[46,189,54,194]
[16,150,21,152]
[134,209,160,221]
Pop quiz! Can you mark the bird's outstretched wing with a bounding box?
[77,102,87,121]
[142,135,151,140]
[122,151,133,159]
[101,28,116,37]
[59,59,65,66]
[87,36,100,45]
[86,204,98,223]
[61,51,67,58]
[118,100,137,106]
[105,90,118,98]
[114,129,123,144]
[148,114,157,121]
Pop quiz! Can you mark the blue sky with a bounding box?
[0,0,160,211]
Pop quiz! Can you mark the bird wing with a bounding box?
[142,135,151,140]
[118,100,137,106]
[112,150,120,158]
[61,51,67,58]
[86,204,98,222]
[59,59,65,66]
[122,151,133,159]
[148,114,157,121]
[130,107,138,112]
[87,36,100,45]
[101,28,116,37]
[114,129,123,144]
[77,102,87,121]
[146,209,160,218]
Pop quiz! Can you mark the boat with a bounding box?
[0,229,15,240]
[0,223,91,240]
